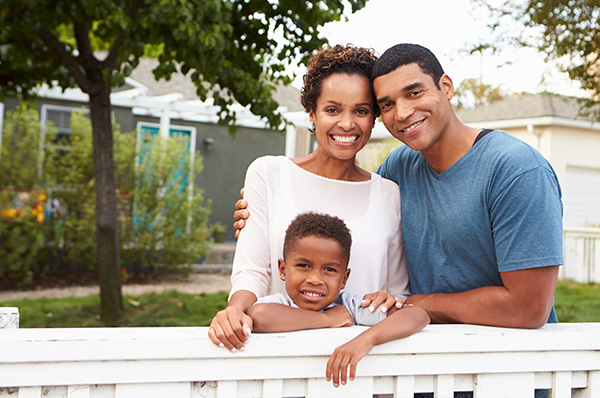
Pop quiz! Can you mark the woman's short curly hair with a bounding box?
[300,44,380,118]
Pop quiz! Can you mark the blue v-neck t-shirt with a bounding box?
[377,130,563,323]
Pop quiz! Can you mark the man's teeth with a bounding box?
[401,120,424,132]
[332,135,357,143]
[303,292,324,297]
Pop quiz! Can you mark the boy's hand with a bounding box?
[324,305,353,328]
[361,289,401,314]
[326,335,374,387]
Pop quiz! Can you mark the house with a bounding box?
[456,93,600,229]
[0,56,311,241]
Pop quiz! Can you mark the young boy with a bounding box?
[247,212,430,387]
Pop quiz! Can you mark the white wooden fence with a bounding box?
[562,227,600,283]
[1,323,599,397]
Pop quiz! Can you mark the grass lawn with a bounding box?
[1,281,599,328]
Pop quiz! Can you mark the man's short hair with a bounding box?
[372,43,445,89]
[283,212,352,263]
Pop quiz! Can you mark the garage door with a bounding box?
[563,166,600,228]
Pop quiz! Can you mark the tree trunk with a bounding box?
[88,85,124,326]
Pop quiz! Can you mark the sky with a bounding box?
[292,0,585,98]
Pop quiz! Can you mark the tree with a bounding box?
[0,0,368,325]
[476,0,600,113]
[453,78,506,110]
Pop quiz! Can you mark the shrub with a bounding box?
[0,106,213,285]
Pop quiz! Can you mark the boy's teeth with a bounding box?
[332,135,357,143]
[303,292,323,297]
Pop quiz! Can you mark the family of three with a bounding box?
[208,43,564,391]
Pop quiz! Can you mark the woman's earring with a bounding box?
[309,123,316,135]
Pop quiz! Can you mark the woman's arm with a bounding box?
[326,305,430,387]
[249,303,354,332]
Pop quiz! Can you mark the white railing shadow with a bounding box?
[1,323,600,397]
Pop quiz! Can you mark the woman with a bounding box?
[209,44,409,351]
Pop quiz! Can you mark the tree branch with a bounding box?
[34,25,96,94]
[102,0,143,71]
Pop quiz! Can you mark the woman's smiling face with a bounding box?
[309,73,375,161]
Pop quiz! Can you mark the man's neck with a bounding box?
[422,120,480,174]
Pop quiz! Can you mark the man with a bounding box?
[371,43,562,328]
[235,43,563,329]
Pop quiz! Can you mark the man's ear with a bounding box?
[340,268,351,289]
[440,74,454,100]
[278,258,287,281]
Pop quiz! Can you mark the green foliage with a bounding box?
[1,290,229,328]
[0,107,46,285]
[119,133,212,275]
[42,111,97,272]
[0,105,42,189]
[476,0,600,114]
[452,78,507,110]
[0,0,369,131]
[0,107,212,284]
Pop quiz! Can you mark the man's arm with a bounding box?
[248,303,353,333]
[326,305,430,387]
[405,265,559,329]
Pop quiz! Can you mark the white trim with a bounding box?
[464,115,600,131]
[33,83,289,130]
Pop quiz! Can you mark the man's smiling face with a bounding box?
[374,62,454,156]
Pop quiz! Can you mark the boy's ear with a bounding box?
[340,268,351,289]
[278,258,287,281]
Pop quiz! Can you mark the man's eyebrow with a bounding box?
[377,96,389,105]
[376,82,426,104]
[403,82,425,92]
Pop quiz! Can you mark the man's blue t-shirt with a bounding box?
[377,130,563,323]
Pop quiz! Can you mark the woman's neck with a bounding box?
[292,152,371,182]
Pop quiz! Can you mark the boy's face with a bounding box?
[279,235,350,311]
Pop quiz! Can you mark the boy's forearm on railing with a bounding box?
[248,303,352,332]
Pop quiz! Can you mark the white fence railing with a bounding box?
[1,324,599,397]
[562,227,600,283]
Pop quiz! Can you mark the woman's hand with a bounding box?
[208,306,253,352]
[361,289,403,314]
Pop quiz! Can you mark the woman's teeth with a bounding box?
[332,135,357,143]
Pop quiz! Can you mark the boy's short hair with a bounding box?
[372,43,445,89]
[283,212,352,263]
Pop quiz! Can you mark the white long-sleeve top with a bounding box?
[230,156,410,300]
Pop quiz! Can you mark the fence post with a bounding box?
[0,307,19,329]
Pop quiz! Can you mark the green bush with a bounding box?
[0,106,213,285]
[0,107,46,286]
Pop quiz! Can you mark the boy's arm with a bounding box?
[326,305,430,387]
[248,303,353,333]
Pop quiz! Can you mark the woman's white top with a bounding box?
[230,156,410,299]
